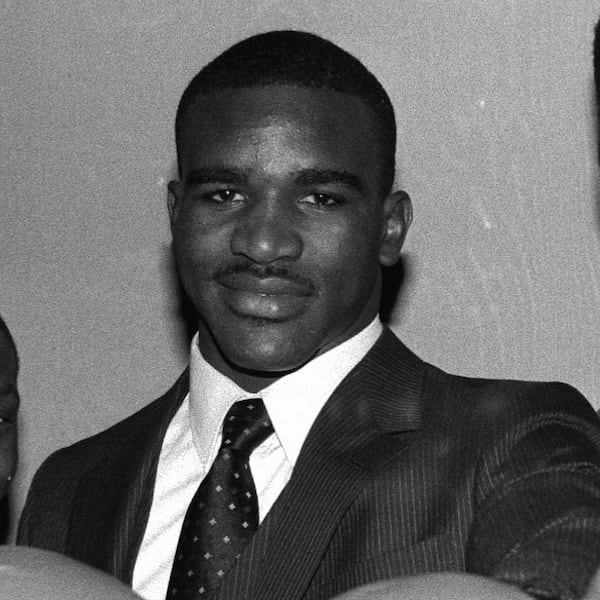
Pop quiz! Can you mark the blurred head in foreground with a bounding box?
[332,573,531,600]
[0,546,141,600]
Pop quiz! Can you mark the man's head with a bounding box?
[0,315,18,499]
[169,31,412,390]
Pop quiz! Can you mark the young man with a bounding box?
[18,31,600,600]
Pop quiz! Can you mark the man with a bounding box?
[0,314,19,506]
[17,31,600,600]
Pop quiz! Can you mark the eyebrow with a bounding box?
[293,169,364,193]
[185,168,249,187]
[184,167,365,193]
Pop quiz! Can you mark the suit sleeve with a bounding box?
[465,382,600,600]
[17,448,80,552]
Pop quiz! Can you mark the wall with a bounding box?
[2,1,600,539]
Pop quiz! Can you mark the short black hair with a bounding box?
[0,314,18,373]
[175,30,396,197]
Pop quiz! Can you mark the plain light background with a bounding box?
[2,1,600,539]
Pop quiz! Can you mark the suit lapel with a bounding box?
[216,330,425,600]
[65,369,190,582]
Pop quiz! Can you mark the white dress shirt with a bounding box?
[132,317,383,600]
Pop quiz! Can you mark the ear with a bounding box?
[379,190,412,267]
[167,180,183,234]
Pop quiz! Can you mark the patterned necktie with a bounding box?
[167,398,273,598]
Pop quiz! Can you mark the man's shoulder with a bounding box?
[365,329,597,426]
[34,368,189,483]
[441,369,592,412]
[421,357,599,432]
[377,330,598,426]
[17,369,190,547]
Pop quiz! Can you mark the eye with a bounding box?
[203,189,245,204]
[299,193,343,208]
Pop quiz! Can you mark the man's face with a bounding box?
[170,85,410,387]
[0,328,18,499]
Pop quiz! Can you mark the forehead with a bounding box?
[178,85,382,182]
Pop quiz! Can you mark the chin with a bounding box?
[229,349,308,375]
[221,334,315,375]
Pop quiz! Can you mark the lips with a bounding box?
[216,272,313,320]
[218,272,313,296]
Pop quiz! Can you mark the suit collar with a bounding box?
[188,317,384,471]
[261,317,384,467]
[356,327,423,436]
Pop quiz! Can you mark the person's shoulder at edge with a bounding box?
[17,368,189,545]
[421,352,599,427]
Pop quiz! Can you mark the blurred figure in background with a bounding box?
[0,314,19,540]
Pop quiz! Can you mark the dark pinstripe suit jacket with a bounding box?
[17,330,600,600]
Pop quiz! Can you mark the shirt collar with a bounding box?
[188,317,383,469]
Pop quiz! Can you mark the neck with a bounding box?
[195,310,380,392]
[194,325,301,392]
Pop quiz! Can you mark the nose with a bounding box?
[230,197,303,264]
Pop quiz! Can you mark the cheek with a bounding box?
[311,220,382,282]
[174,218,223,269]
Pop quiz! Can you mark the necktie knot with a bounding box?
[221,398,273,453]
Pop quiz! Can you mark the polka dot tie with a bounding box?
[167,399,273,598]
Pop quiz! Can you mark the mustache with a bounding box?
[214,263,317,294]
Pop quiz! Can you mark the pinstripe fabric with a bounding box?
[17,331,600,600]
[18,369,190,581]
